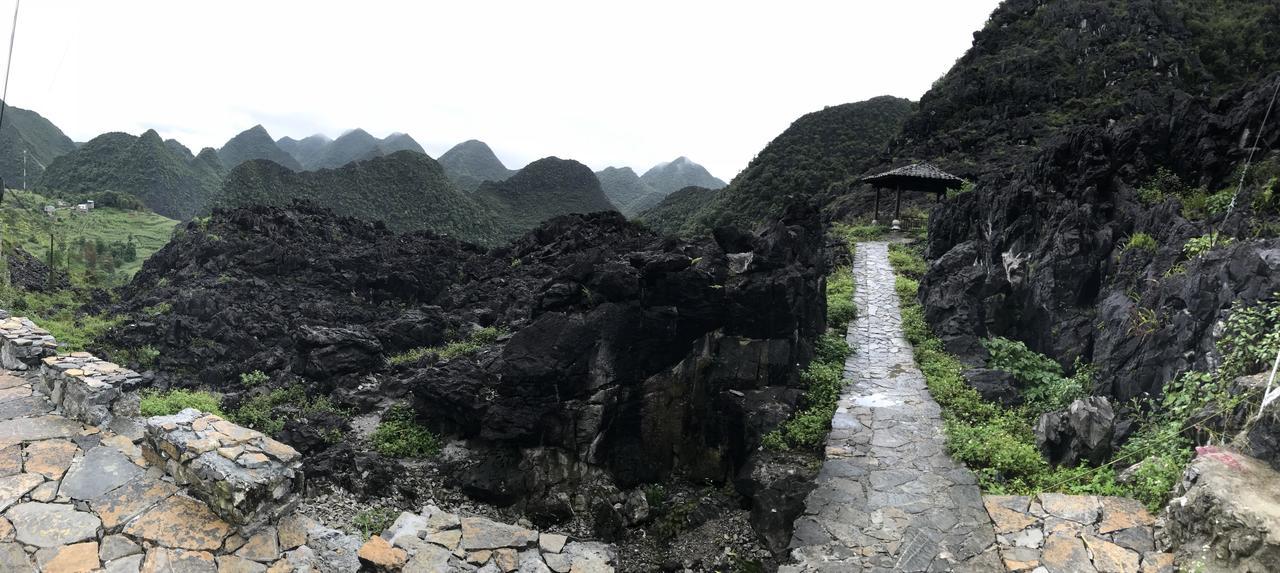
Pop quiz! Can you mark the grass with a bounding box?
[0,286,121,351]
[371,403,441,458]
[2,189,177,283]
[388,326,506,365]
[139,388,224,417]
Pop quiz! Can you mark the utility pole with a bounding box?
[22,149,25,191]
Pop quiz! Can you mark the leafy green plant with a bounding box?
[1121,232,1157,253]
[142,302,172,317]
[1182,232,1234,260]
[887,243,926,279]
[139,389,223,417]
[1217,295,1280,378]
[127,345,161,369]
[371,404,441,458]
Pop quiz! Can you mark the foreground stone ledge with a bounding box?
[37,353,144,428]
[143,408,303,532]
[0,315,58,370]
[1160,446,1280,571]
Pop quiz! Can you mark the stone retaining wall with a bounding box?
[38,352,144,431]
[0,314,58,370]
[142,408,304,531]
[0,311,304,534]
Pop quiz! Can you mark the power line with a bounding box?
[0,0,19,138]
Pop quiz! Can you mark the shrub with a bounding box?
[139,389,223,417]
[127,345,161,369]
[1121,232,1157,253]
[371,404,441,458]
[1217,295,1280,379]
[814,332,851,365]
[230,385,346,435]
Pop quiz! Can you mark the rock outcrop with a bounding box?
[1035,396,1117,467]
[1160,446,1280,571]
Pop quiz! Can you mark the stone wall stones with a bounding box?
[371,504,616,572]
[142,408,303,532]
[37,353,143,430]
[984,493,1174,573]
[0,315,58,370]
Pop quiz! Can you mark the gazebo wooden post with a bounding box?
[894,185,902,221]
[873,187,881,223]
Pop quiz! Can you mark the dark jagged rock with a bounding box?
[734,451,820,553]
[963,368,1022,407]
[1036,396,1117,467]
[293,325,384,378]
[898,0,1280,409]
[5,246,68,292]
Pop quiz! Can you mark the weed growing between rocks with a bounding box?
[371,403,441,458]
[1121,232,1158,253]
[350,506,399,540]
[388,325,507,365]
[138,388,224,417]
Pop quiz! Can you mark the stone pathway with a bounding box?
[783,242,1001,572]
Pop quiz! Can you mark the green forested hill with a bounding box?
[635,186,719,233]
[217,150,508,244]
[36,130,222,220]
[438,140,515,191]
[474,156,617,236]
[217,153,618,246]
[640,96,915,236]
[596,166,661,217]
[0,102,78,188]
[218,125,303,172]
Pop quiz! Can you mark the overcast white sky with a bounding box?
[4,1,999,180]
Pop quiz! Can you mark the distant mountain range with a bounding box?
[218,152,615,245]
[18,107,725,241]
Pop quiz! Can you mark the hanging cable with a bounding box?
[0,0,19,206]
[1215,75,1280,244]
[0,0,20,137]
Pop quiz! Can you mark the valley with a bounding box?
[0,1,1276,572]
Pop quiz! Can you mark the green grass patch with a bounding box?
[388,326,506,365]
[1182,232,1234,260]
[832,221,888,242]
[3,189,178,285]
[371,403,441,458]
[139,388,224,417]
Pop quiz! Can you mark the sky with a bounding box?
[3,0,1000,181]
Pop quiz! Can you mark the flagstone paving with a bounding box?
[0,369,290,572]
[783,242,1002,572]
[781,242,1174,573]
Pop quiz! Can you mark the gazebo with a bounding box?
[860,162,965,229]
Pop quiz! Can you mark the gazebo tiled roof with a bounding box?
[860,162,966,194]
